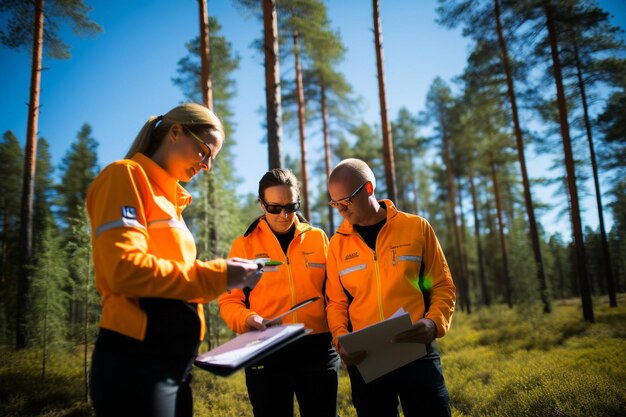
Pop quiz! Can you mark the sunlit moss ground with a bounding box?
[1,294,625,416]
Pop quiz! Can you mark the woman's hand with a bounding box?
[226,257,263,290]
[245,314,267,331]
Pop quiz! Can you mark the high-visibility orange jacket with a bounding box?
[218,216,329,335]
[325,200,456,348]
[86,153,227,342]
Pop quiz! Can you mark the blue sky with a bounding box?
[1,0,625,235]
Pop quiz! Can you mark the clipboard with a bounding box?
[264,296,321,326]
[194,324,310,377]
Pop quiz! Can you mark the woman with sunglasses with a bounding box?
[87,103,262,417]
[218,168,339,417]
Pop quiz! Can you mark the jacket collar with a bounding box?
[336,199,398,235]
[245,214,312,238]
[132,153,192,211]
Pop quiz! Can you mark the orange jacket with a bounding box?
[325,200,456,348]
[218,216,329,335]
[86,153,227,341]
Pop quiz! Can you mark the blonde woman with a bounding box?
[87,103,261,417]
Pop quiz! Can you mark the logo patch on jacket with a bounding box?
[254,252,270,260]
[121,206,137,219]
[344,251,359,261]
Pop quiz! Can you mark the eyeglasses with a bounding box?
[328,182,367,208]
[260,197,301,215]
[183,126,212,163]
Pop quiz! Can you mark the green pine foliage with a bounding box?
[0,130,23,344]
[0,0,102,60]
[28,220,70,380]
[57,124,99,229]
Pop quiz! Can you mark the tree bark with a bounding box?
[544,0,593,322]
[321,81,334,232]
[198,0,217,347]
[572,35,616,307]
[372,0,397,201]
[293,31,310,219]
[494,0,550,313]
[198,0,213,109]
[17,0,44,349]
[262,0,283,169]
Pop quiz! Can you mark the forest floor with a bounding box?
[1,294,625,416]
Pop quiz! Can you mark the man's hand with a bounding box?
[338,343,367,366]
[392,318,437,344]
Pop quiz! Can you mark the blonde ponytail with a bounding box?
[124,103,224,159]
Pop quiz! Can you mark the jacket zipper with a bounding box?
[354,231,385,322]
[286,255,297,322]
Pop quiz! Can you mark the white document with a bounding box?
[338,308,426,383]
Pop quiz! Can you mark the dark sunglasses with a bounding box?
[260,197,301,215]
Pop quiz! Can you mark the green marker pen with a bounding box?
[264,260,283,266]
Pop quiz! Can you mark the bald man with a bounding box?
[325,158,455,417]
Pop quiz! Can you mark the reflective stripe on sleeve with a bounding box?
[95,218,146,238]
[147,218,188,230]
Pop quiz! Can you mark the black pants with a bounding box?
[90,329,199,417]
[347,354,451,417]
[245,332,339,417]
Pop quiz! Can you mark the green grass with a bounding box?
[439,294,626,417]
[2,295,625,416]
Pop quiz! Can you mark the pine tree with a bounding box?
[57,124,99,338]
[437,0,552,313]
[425,78,470,312]
[29,220,68,381]
[173,15,245,349]
[370,0,397,201]
[65,204,98,401]
[391,108,427,214]
[1,0,101,349]
[0,131,23,344]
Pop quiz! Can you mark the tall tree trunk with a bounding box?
[293,31,310,219]
[544,1,593,322]
[372,0,397,201]
[17,0,44,350]
[494,0,551,313]
[84,252,91,401]
[320,81,334,232]
[572,36,616,307]
[198,0,213,108]
[198,0,217,347]
[457,177,470,290]
[262,0,283,169]
[484,198,502,296]
[490,155,512,308]
[409,147,419,215]
[441,118,469,313]
[469,167,490,306]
